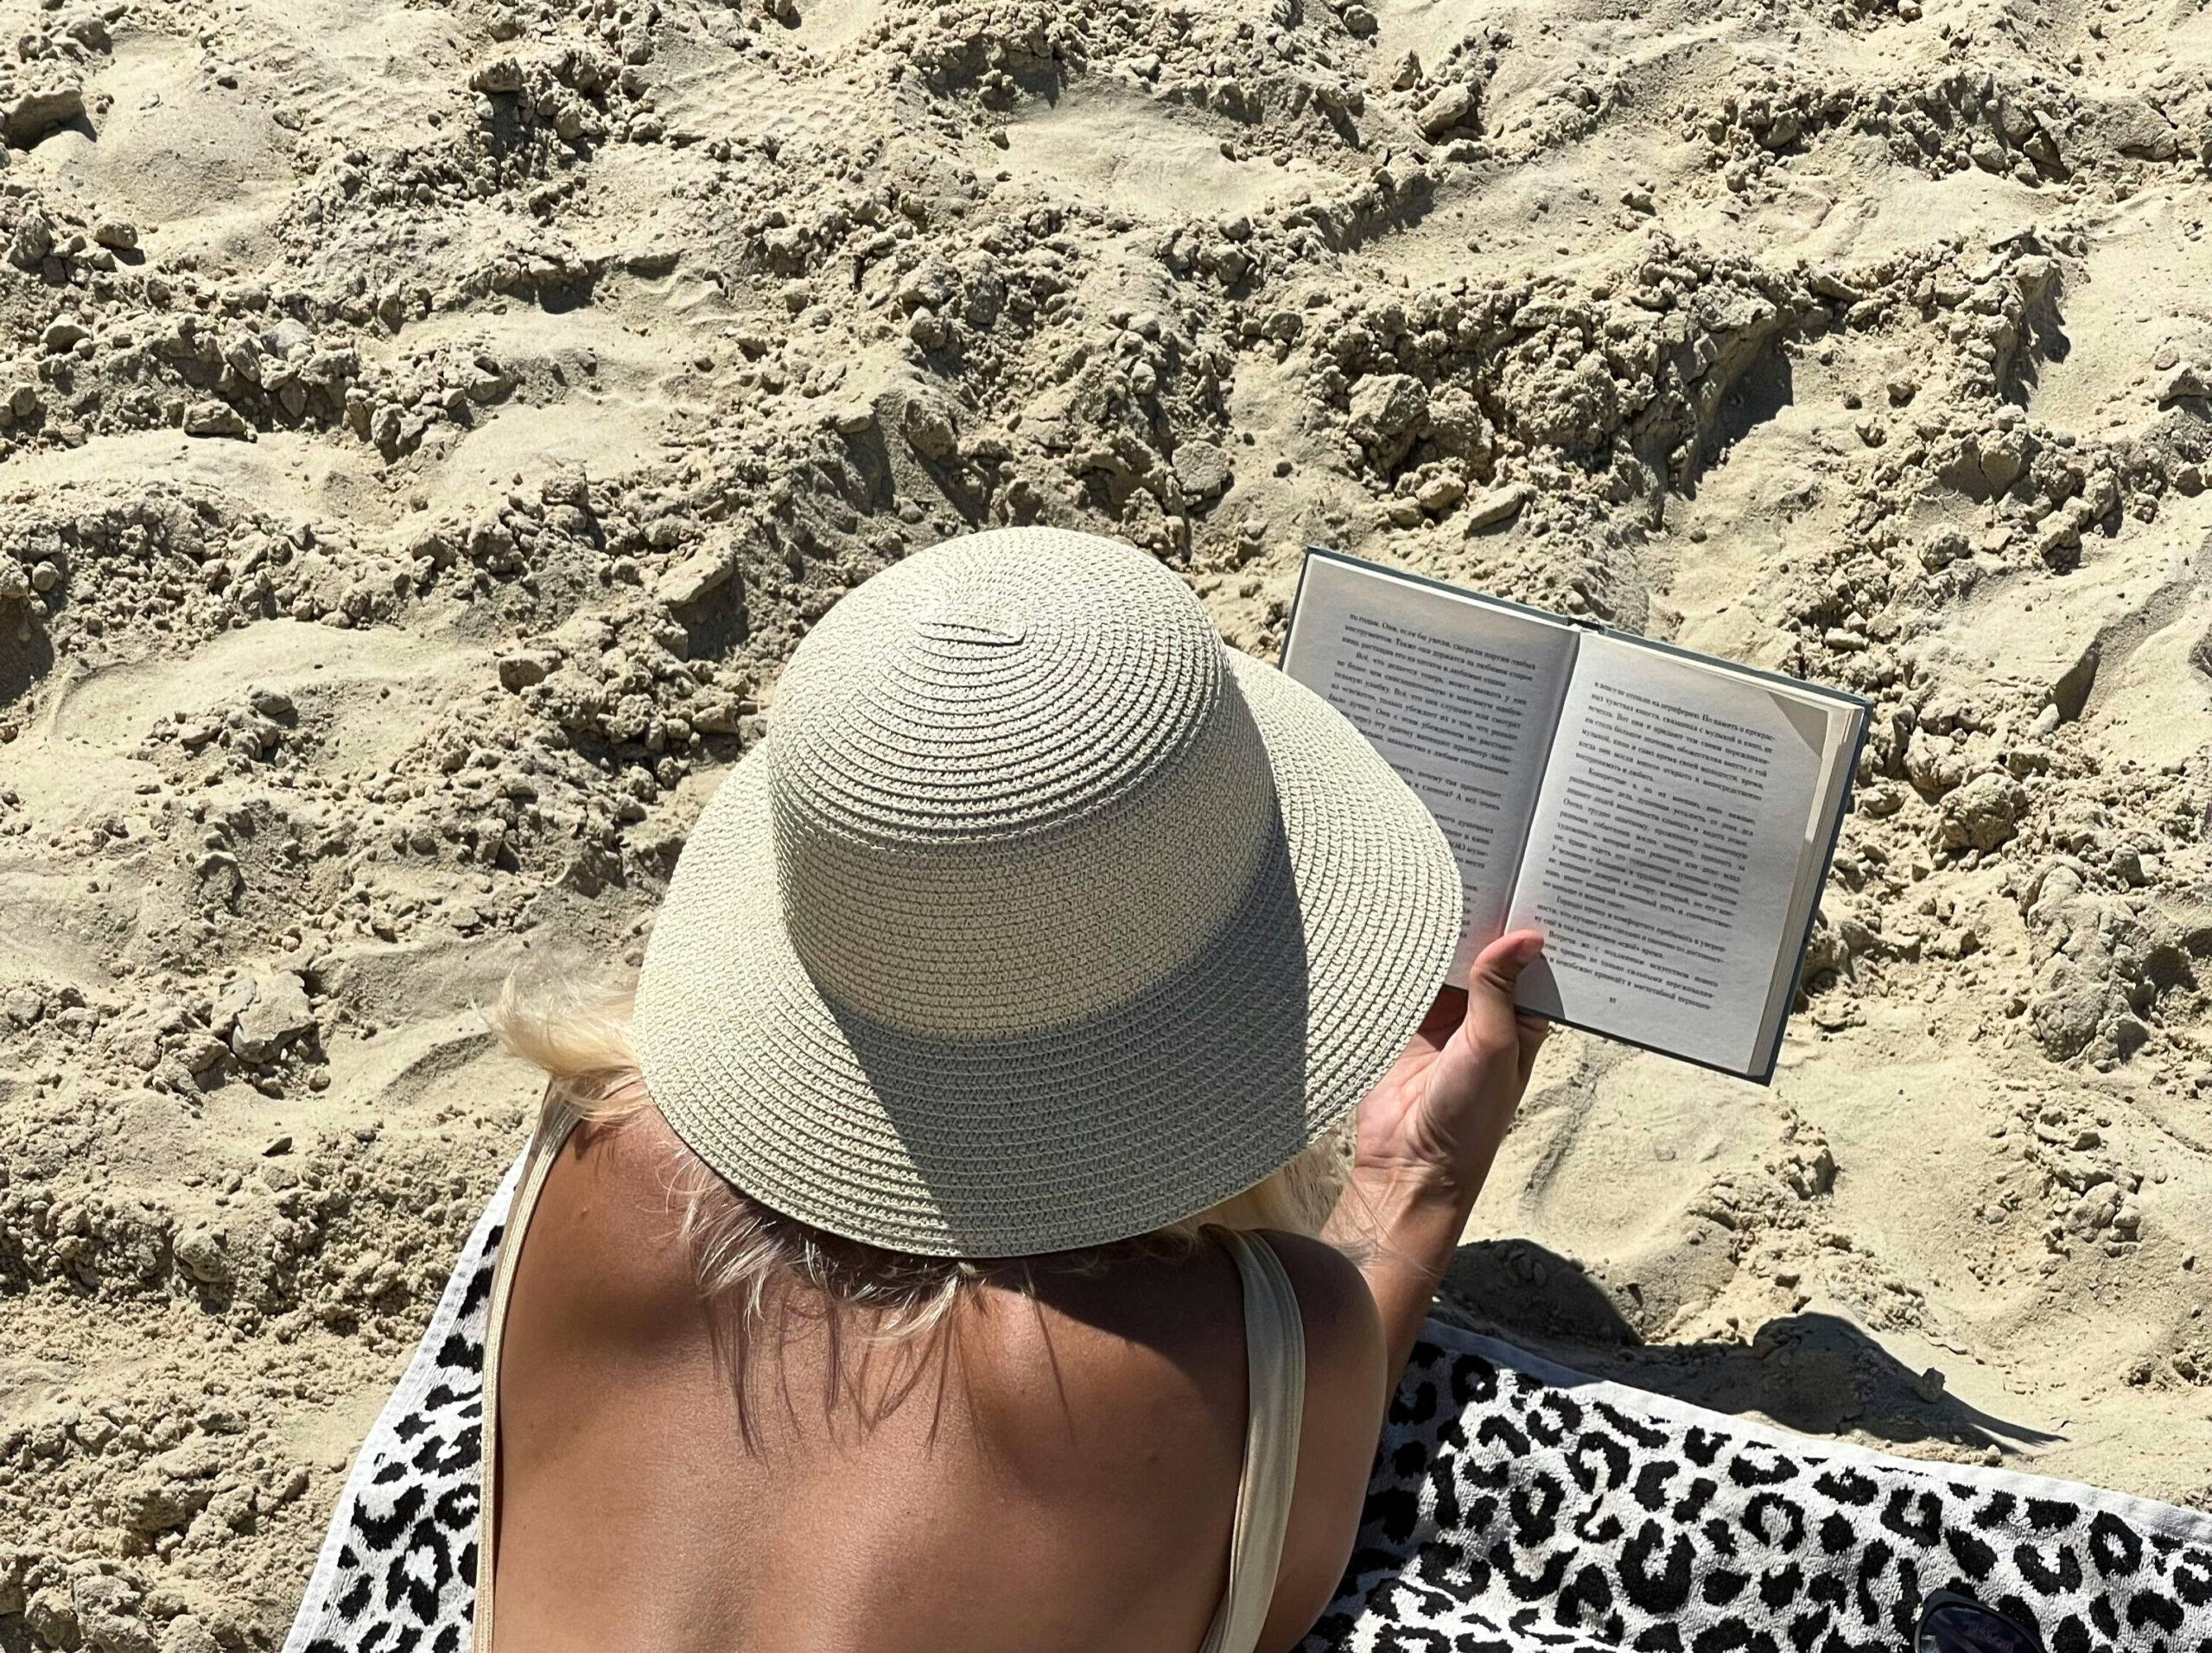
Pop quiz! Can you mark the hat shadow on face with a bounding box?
[818,792,1320,1260]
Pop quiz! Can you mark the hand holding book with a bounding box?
[1325,927,1549,1405]
[1346,929,1549,1208]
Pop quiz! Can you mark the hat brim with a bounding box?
[633,650,1465,1256]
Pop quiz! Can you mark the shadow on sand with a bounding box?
[1433,1237,2063,1458]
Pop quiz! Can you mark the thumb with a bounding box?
[1455,929,1545,1058]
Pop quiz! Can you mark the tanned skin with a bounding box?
[490,931,1548,1653]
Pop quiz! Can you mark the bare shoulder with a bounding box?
[1252,1231,1383,1379]
[520,1109,702,1332]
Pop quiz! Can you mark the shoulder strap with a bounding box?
[1195,1228,1308,1653]
[470,1117,574,1653]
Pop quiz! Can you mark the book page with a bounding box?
[1750,703,1860,1072]
[1505,633,1840,1074]
[1281,556,1579,980]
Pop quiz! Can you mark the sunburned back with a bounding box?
[485,1111,1386,1653]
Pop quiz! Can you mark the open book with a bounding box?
[1281,549,1869,1082]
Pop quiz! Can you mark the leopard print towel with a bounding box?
[282,1155,2212,1653]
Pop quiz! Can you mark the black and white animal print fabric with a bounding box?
[283,1158,2212,1652]
[1300,1338,2212,1653]
[280,1155,521,1653]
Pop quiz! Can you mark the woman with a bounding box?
[474,526,1548,1653]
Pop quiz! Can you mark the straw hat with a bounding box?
[632,526,1462,1256]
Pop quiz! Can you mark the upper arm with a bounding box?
[1254,1231,1388,1653]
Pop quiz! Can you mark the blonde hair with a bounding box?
[486,977,1349,1434]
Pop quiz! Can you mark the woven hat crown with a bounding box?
[766,531,1275,1037]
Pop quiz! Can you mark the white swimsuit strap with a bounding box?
[1195,1228,1309,1653]
[469,1116,572,1653]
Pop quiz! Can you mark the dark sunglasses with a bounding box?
[1916,1589,2045,1653]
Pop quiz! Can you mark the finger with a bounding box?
[1454,929,1545,1059]
[1513,1011,1549,1085]
[1412,986,1468,1048]
[1467,928,1545,990]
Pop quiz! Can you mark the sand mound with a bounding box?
[2,0,2210,1642]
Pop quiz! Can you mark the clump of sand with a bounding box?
[3,0,2210,1642]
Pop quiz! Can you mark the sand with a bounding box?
[2,0,2210,1642]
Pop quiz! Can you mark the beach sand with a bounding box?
[2,0,2210,1641]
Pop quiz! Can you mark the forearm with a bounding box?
[1325,929,1548,1404]
[1322,1167,1477,1402]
